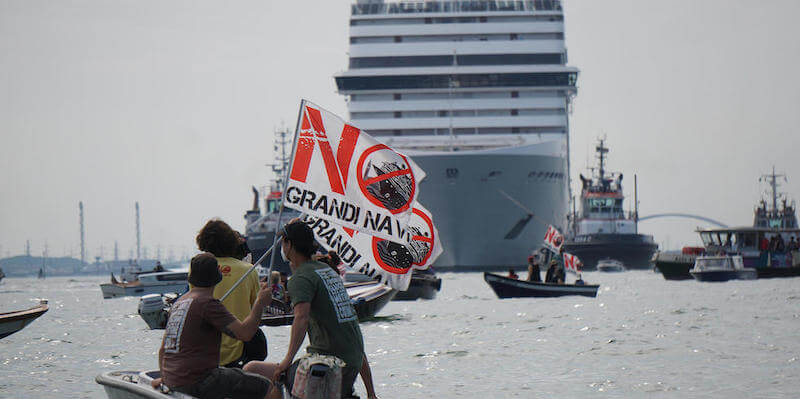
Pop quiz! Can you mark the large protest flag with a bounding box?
[283,100,426,244]
[562,252,582,274]
[303,202,443,290]
[543,225,564,253]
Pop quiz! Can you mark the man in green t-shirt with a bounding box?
[243,220,377,399]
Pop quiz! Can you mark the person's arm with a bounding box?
[272,302,310,381]
[359,353,378,399]
[225,282,272,341]
[152,345,165,389]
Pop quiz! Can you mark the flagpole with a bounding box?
[266,100,306,276]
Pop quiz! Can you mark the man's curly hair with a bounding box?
[196,219,240,258]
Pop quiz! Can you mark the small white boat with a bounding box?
[100,271,188,299]
[0,300,49,339]
[597,258,626,272]
[690,255,757,282]
[96,369,288,399]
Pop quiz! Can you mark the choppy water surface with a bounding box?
[1,272,798,398]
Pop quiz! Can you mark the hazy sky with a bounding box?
[2,0,799,261]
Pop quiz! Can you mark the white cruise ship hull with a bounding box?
[409,146,567,270]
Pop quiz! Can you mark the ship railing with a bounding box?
[352,0,562,16]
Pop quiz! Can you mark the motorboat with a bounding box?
[393,270,442,301]
[100,271,188,299]
[596,259,626,272]
[483,273,598,298]
[0,300,49,339]
[97,370,290,399]
[345,269,442,301]
[139,280,396,329]
[690,255,757,282]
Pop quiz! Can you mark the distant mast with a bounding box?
[135,202,141,262]
[762,166,784,213]
[79,201,86,271]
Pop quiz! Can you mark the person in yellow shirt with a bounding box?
[192,219,267,368]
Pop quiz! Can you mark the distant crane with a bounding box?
[135,202,141,262]
[79,201,86,272]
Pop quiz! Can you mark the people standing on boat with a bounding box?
[776,234,786,253]
[243,220,378,399]
[526,255,541,282]
[269,271,286,302]
[195,219,268,368]
[760,236,770,251]
[545,259,564,284]
[507,268,519,279]
[152,253,273,398]
[788,236,799,252]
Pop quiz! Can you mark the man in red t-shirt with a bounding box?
[153,253,273,399]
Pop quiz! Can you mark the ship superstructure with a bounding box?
[336,0,578,270]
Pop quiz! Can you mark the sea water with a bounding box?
[1,272,798,399]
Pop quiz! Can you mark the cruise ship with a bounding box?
[335,0,578,270]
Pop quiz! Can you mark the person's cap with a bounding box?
[527,255,535,263]
[188,252,222,287]
[279,220,315,247]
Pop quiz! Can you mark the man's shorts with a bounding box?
[174,367,270,399]
[284,360,359,399]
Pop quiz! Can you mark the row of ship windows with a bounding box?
[352,1,562,16]
[443,168,566,181]
[349,53,564,68]
[351,90,565,101]
[352,109,565,119]
[350,33,564,44]
[367,127,566,136]
[351,15,563,26]
[335,72,577,91]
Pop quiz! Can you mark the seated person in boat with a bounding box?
[507,268,519,279]
[574,273,585,286]
[545,259,565,284]
[526,255,541,282]
[243,220,378,399]
[195,219,268,368]
[153,253,273,399]
[153,261,165,272]
[269,271,286,302]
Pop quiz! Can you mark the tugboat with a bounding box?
[562,139,658,270]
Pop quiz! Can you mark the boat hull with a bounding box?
[411,149,568,271]
[755,267,800,279]
[0,301,48,339]
[690,269,758,282]
[100,282,189,299]
[562,234,658,270]
[483,273,598,298]
[393,274,442,301]
[653,253,695,280]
